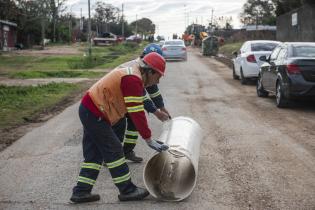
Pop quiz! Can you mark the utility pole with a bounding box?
[210,8,214,29]
[69,14,72,45]
[88,0,92,56]
[41,17,45,49]
[184,4,186,30]
[122,3,124,37]
[79,8,82,45]
[135,14,138,36]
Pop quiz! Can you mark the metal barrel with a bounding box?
[143,116,202,201]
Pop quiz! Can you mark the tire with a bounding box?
[240,68,247,85]
[276,80,289,108]
[256,74,269,97]
[232,65,239,80]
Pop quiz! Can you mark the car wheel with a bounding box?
[276,80,289,108]
[232,65,239,80]
[240,68,247,85]
[256,74,269,97]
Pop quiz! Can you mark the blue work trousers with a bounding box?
[72,104,135,195]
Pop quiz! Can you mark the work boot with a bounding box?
[70,192,100,203]
[118,187,149,201]
[125,151,143,163]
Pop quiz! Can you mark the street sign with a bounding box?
[292,13,298,26]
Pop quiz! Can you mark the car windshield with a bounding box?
[292,45,315,57]
[251,43,278,52]
[164,41,183,46]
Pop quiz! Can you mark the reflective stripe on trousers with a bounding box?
[72,104,135,195]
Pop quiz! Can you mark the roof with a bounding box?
[242,25,276,31]
[245,40,281,44]
[0,20,17,27]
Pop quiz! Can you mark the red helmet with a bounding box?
[142,52,166,76]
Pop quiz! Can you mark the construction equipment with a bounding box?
[143,117,202,201]
[201,36,219,56]
[200,32,208,40]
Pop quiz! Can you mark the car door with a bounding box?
[270,47,287,92]
[264,46,281,90]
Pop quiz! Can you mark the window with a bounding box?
[164,41,184,46]
[277,48,287,61]
[251,43,279,52]
[240,42,248,53]
[292,45,315,57]
[270,46,281,60]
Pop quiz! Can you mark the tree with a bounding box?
[216,16,233,30]
[94,2,120,34]
[130,18,155,38]
[0,0,18,21]
[108,20,133,37]
[240,0,276,25]
[50,0,68,42]
[272,0,315,16]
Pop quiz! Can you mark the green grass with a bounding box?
[10,70,104,79]
[0,83,80,129]
[0,42,146,77]
[219,42,243,58]
[0,56,78,72]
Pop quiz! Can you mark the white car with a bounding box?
[162,39,187,61]
[232,40,281,84]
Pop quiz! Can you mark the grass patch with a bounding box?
[10,70,104,79]
[69,42,144,69]
[0,42,146,77]
[219,42,243,58]
[67,55,117,69]
[0,56,78,72]
[0,83,80,129]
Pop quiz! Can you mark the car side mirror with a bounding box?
[259,55,267,62]
[232,51,238,57]
[260,55,271,63]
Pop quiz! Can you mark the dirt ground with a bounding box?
[11,45,83,56]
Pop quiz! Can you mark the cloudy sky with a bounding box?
[66,0,247,39]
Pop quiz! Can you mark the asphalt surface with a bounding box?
[0,48,314,210]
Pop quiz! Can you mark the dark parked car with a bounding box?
[257,42,315,107]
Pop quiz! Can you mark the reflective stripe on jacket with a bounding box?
[88,67,142,125]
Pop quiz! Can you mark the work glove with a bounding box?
[146,139,169,152]
[153,110,170,122]
[160,107,171,119]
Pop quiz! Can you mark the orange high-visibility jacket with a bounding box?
[88,67,142,125]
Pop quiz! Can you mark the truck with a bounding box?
[93,32,118,46]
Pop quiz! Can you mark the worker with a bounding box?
[70,52,169,203]
[119,43,171,163]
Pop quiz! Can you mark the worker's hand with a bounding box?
[160,107,171,119]
[146,139,169,152]
[153,110,169,122]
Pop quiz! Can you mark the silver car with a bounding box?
[162,39,187,61]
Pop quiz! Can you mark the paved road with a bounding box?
[0,48,314,210]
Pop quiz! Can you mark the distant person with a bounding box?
[118,43,171,163]
[70,52,169,203]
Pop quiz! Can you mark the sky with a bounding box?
[66,0,247,39]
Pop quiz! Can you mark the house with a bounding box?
[277,4,315,42]
[0,20,17,51]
